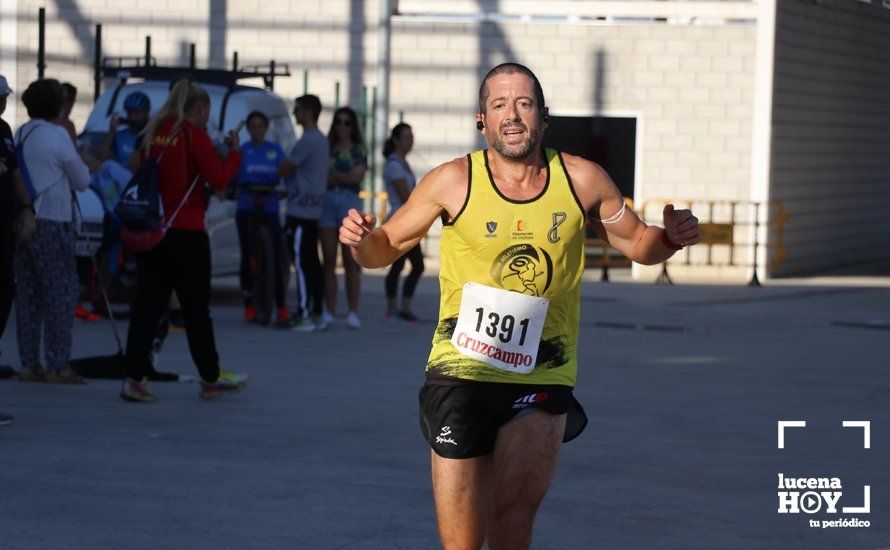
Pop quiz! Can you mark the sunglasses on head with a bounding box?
[335,118,352,126]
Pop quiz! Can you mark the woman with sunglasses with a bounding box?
[320,107,367,329]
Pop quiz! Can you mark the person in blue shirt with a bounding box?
[235,110,289,326]
[98,91,151,167]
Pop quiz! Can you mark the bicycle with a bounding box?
[243,188,289,326]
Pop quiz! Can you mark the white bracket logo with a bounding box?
[777,420,806,449]
[842,421,870,449]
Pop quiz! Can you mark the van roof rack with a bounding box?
[101,57,290,91]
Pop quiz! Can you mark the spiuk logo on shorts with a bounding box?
[436,426,458,446]
[513,392,550,409]
[490,244,553,297]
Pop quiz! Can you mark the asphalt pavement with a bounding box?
[1,271,888,550]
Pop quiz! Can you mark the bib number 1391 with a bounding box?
[474,307,530,345]
[451,282,549,375]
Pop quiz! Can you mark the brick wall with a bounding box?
[4,1,758,279]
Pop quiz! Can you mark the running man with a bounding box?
[340,63,700,549]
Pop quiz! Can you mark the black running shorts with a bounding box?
[418,380,588,459]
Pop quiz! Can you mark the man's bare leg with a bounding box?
[431,451,492,550]
[488,411,566,550]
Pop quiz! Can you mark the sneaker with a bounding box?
[120,378,158,403]
[75,304,102,322]
[199,369,249,400]
[44,367,87,385]
[289,317,316,332]
[0,413,13,426]
[19,364,47,382]
[316,310,334,331]
[244,305,257,323]
[275,307,291,328]
[398,310,420,323]
[0,364,16,379]
[346,311,361,330]
[384,311,396,321]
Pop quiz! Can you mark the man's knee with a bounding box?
[488,504,536,550]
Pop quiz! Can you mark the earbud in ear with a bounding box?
[476,120,484,131]
[543,114,550,123]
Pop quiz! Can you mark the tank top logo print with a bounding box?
[490,243,553,297]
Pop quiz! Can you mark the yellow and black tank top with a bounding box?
[426,148,586,387]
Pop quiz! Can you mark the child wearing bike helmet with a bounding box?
[98,90,151,167]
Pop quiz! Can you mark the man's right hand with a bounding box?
[339,208,377,247]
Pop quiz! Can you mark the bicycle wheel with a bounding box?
[253,225,276,326]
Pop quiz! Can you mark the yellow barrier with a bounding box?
[636,199,789,285]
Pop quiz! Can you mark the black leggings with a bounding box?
[385,244,424,300]
[125,229,220,382]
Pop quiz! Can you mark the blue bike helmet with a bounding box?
[122,91,151,113]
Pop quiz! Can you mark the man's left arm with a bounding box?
[563,153,700,265]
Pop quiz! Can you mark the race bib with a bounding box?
[450,282,549,374]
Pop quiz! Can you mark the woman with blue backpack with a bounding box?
[119,79,248,403]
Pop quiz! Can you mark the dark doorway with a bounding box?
[543,116,637,199]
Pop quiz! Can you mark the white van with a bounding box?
[76,78,297,277]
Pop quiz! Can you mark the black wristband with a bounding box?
[18,203,35,215]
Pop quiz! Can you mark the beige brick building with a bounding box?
[1,0,887,280]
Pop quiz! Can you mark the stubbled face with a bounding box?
[478,73,547,161]
[247,116,268,142]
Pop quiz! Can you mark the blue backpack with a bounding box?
[114,126,183,231]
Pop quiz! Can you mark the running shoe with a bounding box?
[44,368,87,385]
[346,311,361,330]
[316,310,334,331]
[398,311,420,323]
[120,378,158,403]
[289,317,316,332]
[18,364,47,382]
[75,304,102,322]
[199,369,249,400]
[244,305,257,323]
[275,307,291,328]
[0,413,13,426]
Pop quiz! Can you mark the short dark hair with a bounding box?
[21,78,64,120]
[246,110,269,127]
[295,94,321,122]
[478,63,546,115]
[61,82,77,103]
